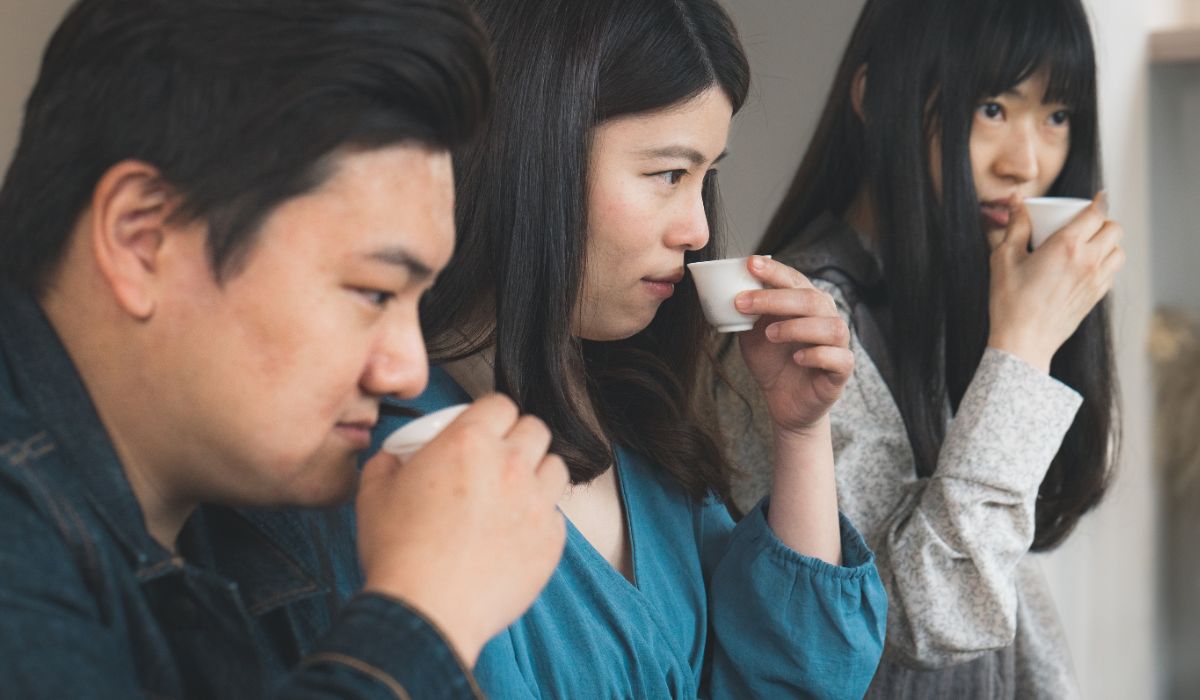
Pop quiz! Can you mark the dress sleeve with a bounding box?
[700,496,887,699]
[718,279,1084,670]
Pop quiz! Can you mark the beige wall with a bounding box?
[0,1,74,170]
[718,0,863,255]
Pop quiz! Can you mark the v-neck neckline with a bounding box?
[428,364,642,590]
[563,450,641,591]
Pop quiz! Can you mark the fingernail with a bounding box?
[735,293,752,312]
[751,255,765,270]
[1097,190,1110,215]
[766,324,780,341]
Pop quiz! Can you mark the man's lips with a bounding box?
[335,419,376,449]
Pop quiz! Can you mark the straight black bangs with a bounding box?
[959,0,1096,110]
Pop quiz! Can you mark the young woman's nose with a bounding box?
[361,318,429,400]
[666,192,710,251]
[994,122,1040,184]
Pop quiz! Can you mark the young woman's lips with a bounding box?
[980,201,1011,228]
[642,273,683,300]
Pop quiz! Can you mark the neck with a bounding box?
[40,266,195,551]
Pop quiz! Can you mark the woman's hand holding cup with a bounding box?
[987,193,1125,373]
[731,255,854,438]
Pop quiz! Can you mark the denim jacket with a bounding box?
[0,286,481,699]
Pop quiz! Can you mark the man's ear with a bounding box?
[88,161,175,320]
[851,64,868,123]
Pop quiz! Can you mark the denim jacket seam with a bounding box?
[247,582,323,617]
[299,652,412,699]
[5,439,104,581]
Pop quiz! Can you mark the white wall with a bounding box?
[720,1,1162,698]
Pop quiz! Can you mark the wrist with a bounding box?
[772,415,831,450]
[986,332,1052,374]
[362,579,484,667]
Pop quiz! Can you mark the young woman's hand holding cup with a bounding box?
[733,255,854,437]
[987,193,1125,373]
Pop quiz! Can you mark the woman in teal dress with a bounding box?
[370,0,887,696]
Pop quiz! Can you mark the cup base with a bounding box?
[717,323,754,333]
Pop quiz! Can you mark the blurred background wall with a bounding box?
[2,1,1192,697]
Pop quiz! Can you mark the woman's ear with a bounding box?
[851,64,868,123]
[88,160,174,319]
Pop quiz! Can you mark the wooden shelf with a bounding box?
[1151,25,1200,63]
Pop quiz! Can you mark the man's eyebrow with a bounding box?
[365,247,434,281]
[638,145,728,166]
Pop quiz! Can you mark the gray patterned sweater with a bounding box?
[716,218,1084,698]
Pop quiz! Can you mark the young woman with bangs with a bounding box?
[369,0,888,696]
[717,0,1122,697]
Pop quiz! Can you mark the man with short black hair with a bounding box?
[0,1,568,696]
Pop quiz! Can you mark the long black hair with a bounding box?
[418,0,750,502]
[758,0,1117,550]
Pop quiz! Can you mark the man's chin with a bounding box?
[275,459,361,509]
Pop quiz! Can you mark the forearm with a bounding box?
[766,417,842,566]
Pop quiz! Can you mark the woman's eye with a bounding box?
[978,102,1004,120]
[355,288,396,308]
[1048,109,1071,126]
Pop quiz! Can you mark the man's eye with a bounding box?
[653,170,686,185]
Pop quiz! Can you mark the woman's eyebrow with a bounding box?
[637,145,728,166]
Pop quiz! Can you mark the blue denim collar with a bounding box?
[0,285,324,613]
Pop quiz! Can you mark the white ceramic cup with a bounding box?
[686,256,768,333]
[1024,197,1092,249]
[380,403,470,463]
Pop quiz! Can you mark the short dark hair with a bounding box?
[416,0,750,503]
[0,0,491,293]
[759,0,1116,550]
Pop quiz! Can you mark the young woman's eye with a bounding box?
[354,288,396,308]
[653,170,687,185]
[977,102,1004,120]
[1048,110,1071,126]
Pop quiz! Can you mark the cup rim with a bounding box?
[686,254,770,270]
[1023,196,1092,207]
[382,403,470,452]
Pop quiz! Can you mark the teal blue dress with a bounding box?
[371,367,887,698]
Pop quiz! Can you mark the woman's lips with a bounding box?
[642,279,676,299]
[980,202,1011,228]
[642,271,684,300]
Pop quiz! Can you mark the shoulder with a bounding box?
[0,430,100,613]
